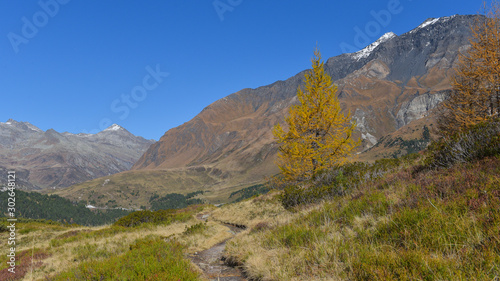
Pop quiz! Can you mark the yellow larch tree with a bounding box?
[439,3,500,135]
[273,48,359,183]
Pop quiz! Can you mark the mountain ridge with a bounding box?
[0,120,155,189]
[54,14,478,207]
[134,14,477,170]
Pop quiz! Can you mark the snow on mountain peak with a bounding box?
[409,15,456,34]
[104,124,123,131]
[352,32,396,60]
[3,118,15,125]
[1,119,42,132]
[418,18,440,30]
[25,123,43,132]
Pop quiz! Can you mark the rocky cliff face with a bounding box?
[396,92,448,128]
[0,120,154,189]
[133,15,477,187]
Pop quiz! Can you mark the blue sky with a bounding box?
[0,0,486,140]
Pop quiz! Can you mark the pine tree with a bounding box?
[273,48,359,183]
[438,4,500,135]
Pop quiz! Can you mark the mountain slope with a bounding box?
[0,120,154,189]
[134,15,475,175]
[54,15,478,207]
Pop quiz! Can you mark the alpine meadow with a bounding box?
[1,1,499,281]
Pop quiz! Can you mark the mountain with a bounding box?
[0,120,154,189]
[134,15,474,172]
[53,15,478,207]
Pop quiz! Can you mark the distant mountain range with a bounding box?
[0,119,154,189]
[52,15,479,207]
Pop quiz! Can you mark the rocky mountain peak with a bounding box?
[132,14,479,193]
[351,31,397,61]
[104,124,124,132]
[0,120,155,189]
[408,15,458,34]
[1,119,43,132]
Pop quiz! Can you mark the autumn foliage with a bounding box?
[439,4,500,135]
[273,48,359,183]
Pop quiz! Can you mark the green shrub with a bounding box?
[113,209,191,227]
[229,184,270,202]
[427,118,500,168]
[280,157,406,208]
[183,222,208,236]
[52,236,200,280]
[149,192,203,211]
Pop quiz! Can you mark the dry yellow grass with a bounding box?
[181,221,234,253]
[209,192,353,280]
[0,208,243,281]
[210,191,295,229]
[220,202,335,280]
[210,191,399,280]
[18,222,194,280]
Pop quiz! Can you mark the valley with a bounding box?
[44,15,476,208]
[1,9,499,280]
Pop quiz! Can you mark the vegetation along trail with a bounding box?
[189,213,247,281]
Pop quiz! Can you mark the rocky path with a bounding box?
[189,214,247,281]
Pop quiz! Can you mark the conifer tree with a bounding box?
[273,48,359,183]
[439,4,500,135]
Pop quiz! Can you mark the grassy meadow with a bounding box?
[2,122,500,280]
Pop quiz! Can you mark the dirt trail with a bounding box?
[189,214,247,281]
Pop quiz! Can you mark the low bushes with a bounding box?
[229,184,270,202]
[280,119,500,209]
[114,209,192,228]
[51,236,200,281]
[279,156,411,208]
[149,191,204,211]
[427,118,500,168]
[227,157,500,280]
[182,222,208,236]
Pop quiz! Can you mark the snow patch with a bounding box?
[409,16,456,34]
[441,15,457,23]
[351,32,396,60]
[25,123,42,132]
[418,18,440,30]
[104,124,122,131]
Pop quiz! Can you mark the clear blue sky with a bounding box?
[0,0,486,140]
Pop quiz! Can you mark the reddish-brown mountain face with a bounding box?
[49,15,480,208]
[132,15,476,186]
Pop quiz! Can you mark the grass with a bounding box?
[211,190,293,229]
[50,236,200,281]
[0,204,239,280]
[3,136,499,280]
[183,222,209,236]
[221,156,500,280]
[46,169,220,208]
[46,167,265,208]
[0,247,51,281]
